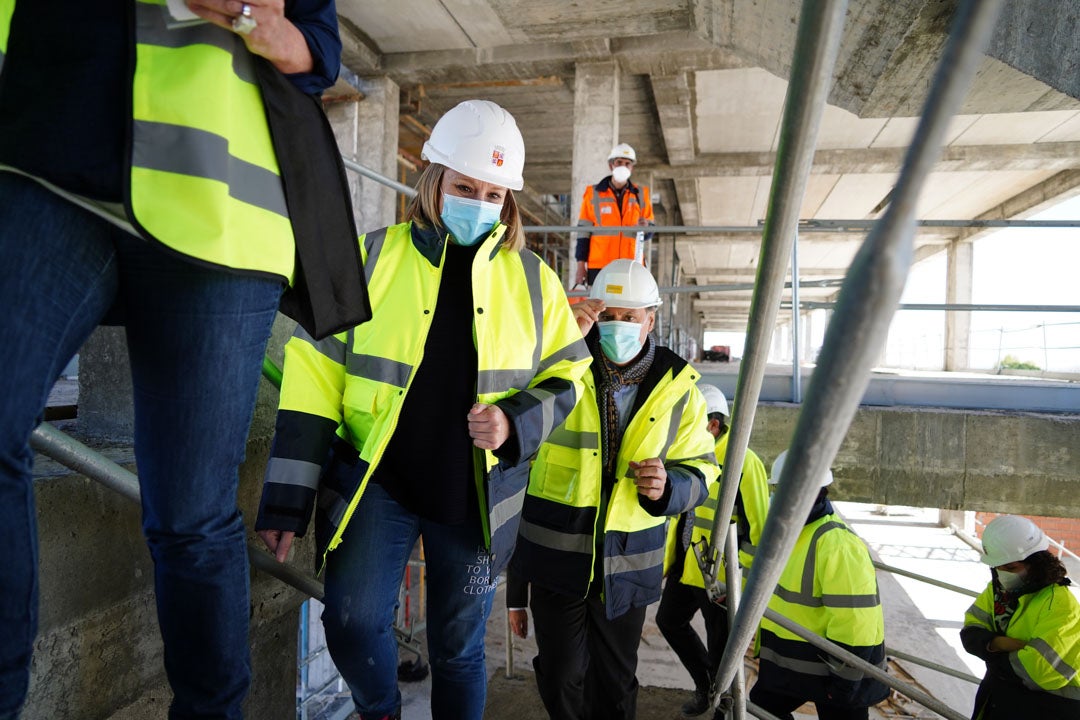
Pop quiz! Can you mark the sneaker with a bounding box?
[681,686,712,716]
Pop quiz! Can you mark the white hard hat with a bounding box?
[769,449,833,487]
[589,259,662,309]
[980,515,1049,567]
[421,100,525,191]
[608,143,637,163]
[699,384,729,417]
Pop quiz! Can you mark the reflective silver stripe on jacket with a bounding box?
[545,427,599,450]
[137,2,256,85]
[538,338,590,374]
[490,486,527,540]
[265,457,322,490]
[662,390,690,459]
[316,485,348,527]
[1017,638,1079,686]
[132,120,288,217]
[362,228,389,284]
[758,647,829,677]
[965,604,993,627]
[478,368,536,395]
[773,520,880,609]
[346,352,412,388]
[521,250,544,371]
[605,546,665,577]
[519,519,593,555]
[294,326,347,365]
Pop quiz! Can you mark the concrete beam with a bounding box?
[988,0,1080,103]
[958,169,1080,242]
[650,72,696,165]
[652,141,1080,180]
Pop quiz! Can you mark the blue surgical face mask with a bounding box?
[598,320,644,364]
[440,194,503,246]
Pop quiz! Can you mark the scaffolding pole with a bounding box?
[703,0,852,685]
[709,0,1007,705]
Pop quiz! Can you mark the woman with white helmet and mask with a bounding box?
[255,99,590,720]
[961,515,1080,718]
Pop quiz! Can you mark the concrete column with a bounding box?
[78,328,134,441]
[945,241,974,371]
[325,73,400,234]
[570,61,620,285]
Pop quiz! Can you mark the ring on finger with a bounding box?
[232,2,257,34]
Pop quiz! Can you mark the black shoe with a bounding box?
[681,687,712,716]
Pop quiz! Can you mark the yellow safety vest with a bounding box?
[673,433,769,589]
[516,348,719,618]
[965,582,1080,700]
[269,221,590,573]
[0,0,295,280]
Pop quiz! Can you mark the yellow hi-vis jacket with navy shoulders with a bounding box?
[511,336,719,620]
[961,579,1080,716]
[255,221,591,576]
[0,0,295,281]
[668,432,769,590]
[756,507,890,708]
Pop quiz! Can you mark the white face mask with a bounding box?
[611,165,632,184]
[996,568,1027,592]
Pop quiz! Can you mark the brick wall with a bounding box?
[975,512,1080,557]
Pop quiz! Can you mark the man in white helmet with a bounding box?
[573,143,656,288]
[748,451,889,720]
[509,259,718,720]
[657,384,770,716]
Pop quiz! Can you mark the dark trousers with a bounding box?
[529,584,647,720]
[749,686,869,720]
[655,577,729,693]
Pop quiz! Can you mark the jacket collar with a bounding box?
[409,219,508,267]
[597,176,641,197]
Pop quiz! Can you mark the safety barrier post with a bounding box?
[709,0,1007,703]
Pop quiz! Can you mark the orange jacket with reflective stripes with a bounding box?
[576,177,655,270]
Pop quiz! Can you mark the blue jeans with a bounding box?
[322,483,497,720]
[0,174,283,719]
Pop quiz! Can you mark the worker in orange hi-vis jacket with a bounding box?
[573,143,656,288]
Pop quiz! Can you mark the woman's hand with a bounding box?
[572,298,605,336]
[186,0,315,74]
[258,529,295,563]
[468,403,512,450]
[629,458,668,500]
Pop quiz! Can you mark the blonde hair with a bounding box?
[404,163,526,253]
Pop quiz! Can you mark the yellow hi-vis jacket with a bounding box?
[756,508,890,708]
[256,222,591,576]
[962,580,1080,715]
[668,432,769,589]
[511,339,719,620]
[0,0,297,280]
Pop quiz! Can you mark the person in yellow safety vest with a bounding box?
[255,100,591,720]
[0,2,348,718]
[656,384,770,716]
[960,515,1080,719]
[573,143,656,288]
[507,259,719,720]
[749,451,890,720]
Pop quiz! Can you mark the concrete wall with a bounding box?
[749,404,1080,519]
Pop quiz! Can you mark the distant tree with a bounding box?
[999,354,1041,371]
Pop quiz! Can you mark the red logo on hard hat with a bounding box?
[491,147,505,167]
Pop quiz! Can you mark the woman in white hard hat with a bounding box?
[750,451,889,720]
[960,515,1080,718]
[255,99,591,720]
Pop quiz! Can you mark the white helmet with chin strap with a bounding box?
[769,449,833,487]
[608,143,637,163]
[421,100,525,190]
[589,259,661,309]
[980,515,1049,567]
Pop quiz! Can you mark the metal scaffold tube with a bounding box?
[704,0,853,696]
[342,157,418,199]
[29,422,326,601]
[885,647,981,685]
[871,560,979,598]
[709,0,1007,709]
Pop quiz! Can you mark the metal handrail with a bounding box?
[871,560,980,598]
[520,219,1080,233]
[709,0,1007,708]
[886,647,981,685]
[342,157,417,199]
